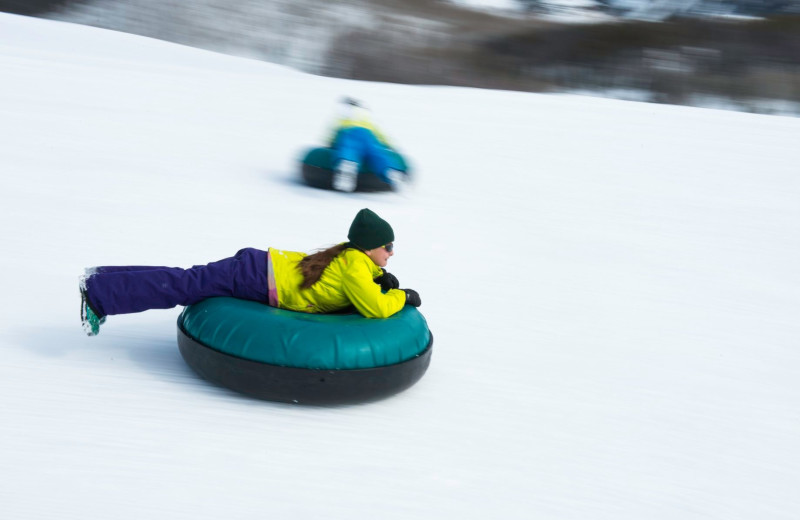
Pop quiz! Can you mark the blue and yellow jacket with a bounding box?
[327,116,392,148]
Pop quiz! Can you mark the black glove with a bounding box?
[374,268,400,291]
[402,289,422,307]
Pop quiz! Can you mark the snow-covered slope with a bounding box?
[2,12,800,520]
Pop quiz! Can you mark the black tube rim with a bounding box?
[301,163,395,192]
[177,323,433,405]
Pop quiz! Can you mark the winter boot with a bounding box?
[79,279,105,336]
[333,160,358,192]
[387,169,408,192]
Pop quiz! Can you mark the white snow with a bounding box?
[449,0,520,10]
[2,11,800,520]
[449,0,615,23]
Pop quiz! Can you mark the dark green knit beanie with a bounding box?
[348,208,394,250]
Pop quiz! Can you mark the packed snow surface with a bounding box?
[1,12,799,520]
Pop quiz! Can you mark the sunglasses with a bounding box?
[382,243,394,253]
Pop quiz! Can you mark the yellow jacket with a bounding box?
[268,247,406,318]
[328,117,391,148]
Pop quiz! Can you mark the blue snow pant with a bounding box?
[85,247,269,317]
[332,127,397,183]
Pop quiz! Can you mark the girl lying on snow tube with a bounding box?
[301,98,411,193]
[79,208,430,404]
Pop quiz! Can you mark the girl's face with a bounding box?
[364,243,394,268]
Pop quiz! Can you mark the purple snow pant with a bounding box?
[85,247,269,317]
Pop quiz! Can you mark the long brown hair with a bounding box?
[298,243,351,289]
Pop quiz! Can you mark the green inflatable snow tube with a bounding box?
[300,147,410,192]
[177,297,432,404]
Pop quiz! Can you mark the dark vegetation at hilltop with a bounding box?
[329,15,800,111]
[479,16,800,103]
[3,0,799,113]
[0,0,72,15]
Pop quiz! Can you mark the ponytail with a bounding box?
[298,243,351,289]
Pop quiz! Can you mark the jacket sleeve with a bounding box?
[341,258,405,318]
